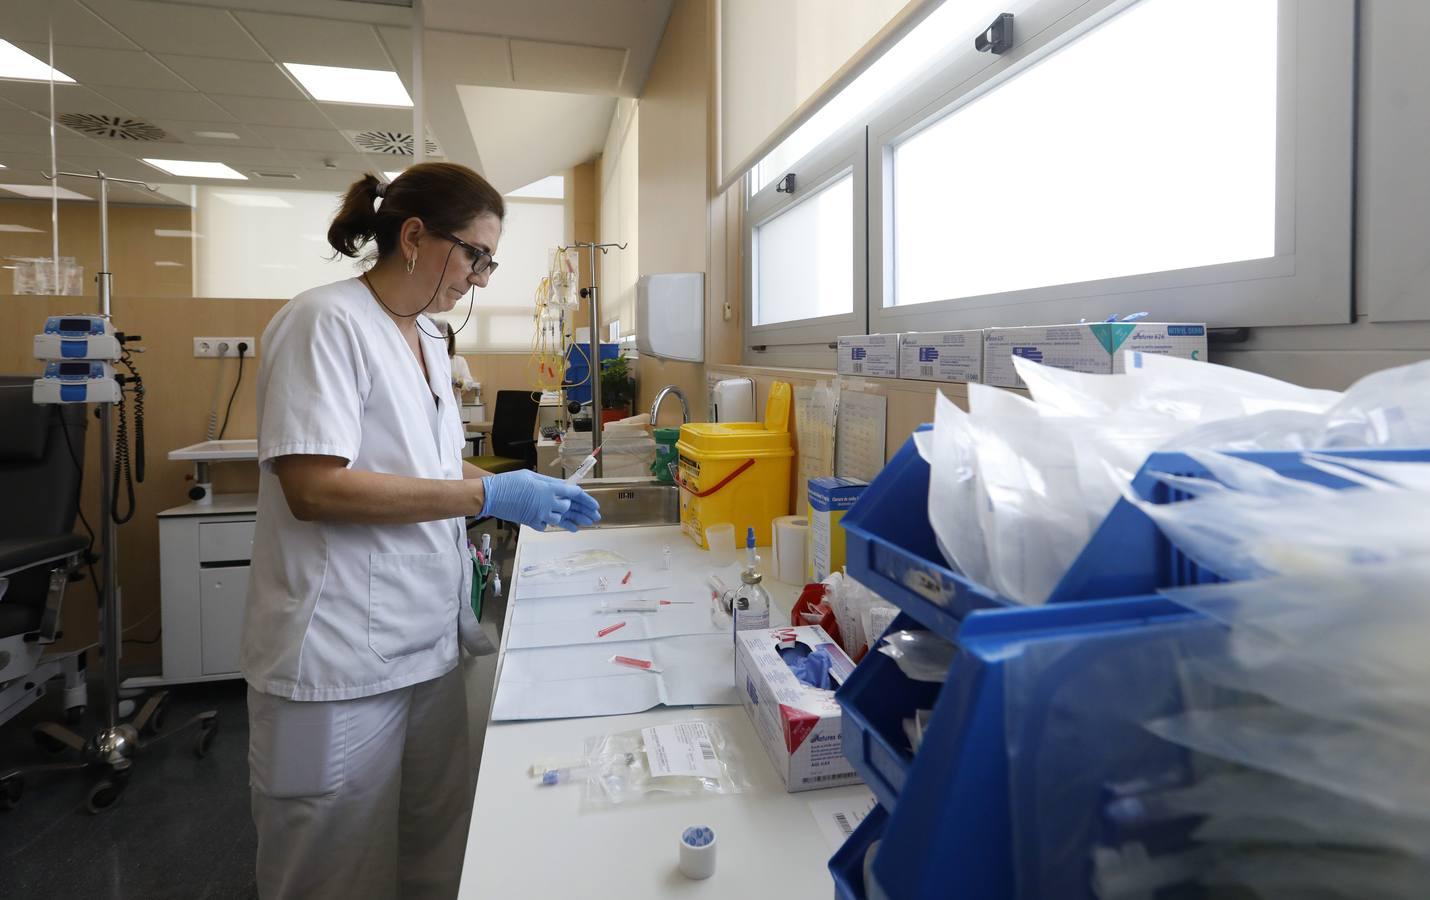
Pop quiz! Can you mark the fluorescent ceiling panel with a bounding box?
[0,183,89,200]
[143,159,248,180]
[194,131,241,140]
[0,39,76,83]
[507,175,565,199]
[283,63,412,107]
[0,223,45,233]
[212,192,291,208]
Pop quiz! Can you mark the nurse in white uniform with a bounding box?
[242,162,600,900]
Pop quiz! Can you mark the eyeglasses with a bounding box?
[432,230,498,277]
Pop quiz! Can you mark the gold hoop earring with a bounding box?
[405,256,415,275]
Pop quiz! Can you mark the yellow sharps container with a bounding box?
[676,381,794,549]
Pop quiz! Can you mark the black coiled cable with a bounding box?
[112,349,145,525]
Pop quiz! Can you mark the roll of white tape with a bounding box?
[771,515,810,585]
[678,825,717,880]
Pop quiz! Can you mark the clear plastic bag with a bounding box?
[1320,358,1430,449]
[581,719,751,808]
[878,630,956,683]
[919,391,991,587]
[520,549,630,578]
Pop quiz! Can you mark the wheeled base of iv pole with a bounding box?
[0,690,218,815]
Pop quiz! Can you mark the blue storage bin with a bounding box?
[562,342,619,405]
[837,613,943,811]
[862,597,1199,900]
[841,430,1427,642]
[830,801,888,900]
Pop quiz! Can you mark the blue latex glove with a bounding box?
[481,470,601,532]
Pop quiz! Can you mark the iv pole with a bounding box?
[559,241,627,478]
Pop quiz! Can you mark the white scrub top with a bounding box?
[242,278,471,701]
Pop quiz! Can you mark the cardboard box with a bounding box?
[899,330,984,383]
[983,322,1207,388]
[735,624,861,792]
[836,334,900,378]
[808,476,867,581]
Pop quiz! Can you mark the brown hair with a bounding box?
[327,163,505,261]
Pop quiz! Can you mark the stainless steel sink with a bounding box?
[579,478,680,528]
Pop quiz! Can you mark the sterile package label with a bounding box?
[642,721,722,779]
[836,334,900,378]
[1105,323,1207,373]
[898,331,983,383]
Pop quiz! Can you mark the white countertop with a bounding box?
[167,439,258,461]
[156,492,259,517]
[461,524,866,899]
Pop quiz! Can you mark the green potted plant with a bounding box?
[599,353,636,424]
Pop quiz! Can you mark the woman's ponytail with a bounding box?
[327,172,383,258]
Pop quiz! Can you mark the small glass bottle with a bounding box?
[732,527,771,633]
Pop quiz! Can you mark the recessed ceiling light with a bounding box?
[155,228,201,238]
[0,163,7,168]
[212,192,291,208]
[193,131,241,140]
[383,170,404,182]
[0,223,44,233]
[154,260,183,267]
[283,63,413,108]
[507,175,565,200]
[0,183,89,200]
[0,39,76,84]
[142,159,247,179]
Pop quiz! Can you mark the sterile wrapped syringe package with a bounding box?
[735,624,863,792]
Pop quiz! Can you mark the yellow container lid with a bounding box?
[676,381,793,457]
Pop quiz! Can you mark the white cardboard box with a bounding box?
[735,624,862,792]
[898,330,984,383]
[983,322,1207,388]
[836,334,900,378]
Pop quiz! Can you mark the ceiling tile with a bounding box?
[150,120,271,148]
[56,154,165,182]
[93,87,236,122]
[0,0,138,50]
[0,131,114,157]
[0,108,54,137]
[86,0,269,61]
[0,82,135,118]
[316,103,414,133]
[187,144,293,166]
[509,40,627,94]
[235,12,393,70]
[281,151,381,171]
[377,27,413,81]
[14,42,193,91]
[423,30,511,86]
[248,126,352,153]
[156,55,305,100]
[208,94,329,129]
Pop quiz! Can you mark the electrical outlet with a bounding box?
[194,337,256,359]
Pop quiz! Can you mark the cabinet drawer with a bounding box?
[200,565,249,676]
[198,520,256,564]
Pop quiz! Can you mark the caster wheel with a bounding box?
[86,778,124,814]
[142,697,168,736]
[1,776,23,811]
[66,705,86,725]
[33,729,68,755]
[194,719,218,759]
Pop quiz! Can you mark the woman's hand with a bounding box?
[481,470,601,532]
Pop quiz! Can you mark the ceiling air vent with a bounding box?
[343,130,442,157]
[59,113,168,141]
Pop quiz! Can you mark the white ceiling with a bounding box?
[0,0,675,204]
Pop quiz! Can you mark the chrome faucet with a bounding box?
[650,385,690,424]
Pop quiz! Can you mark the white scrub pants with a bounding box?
[247,666,470,900]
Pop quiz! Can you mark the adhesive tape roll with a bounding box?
[678,825,717,879]
[772,515,810,585]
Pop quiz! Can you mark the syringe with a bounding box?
[565,446,602,483]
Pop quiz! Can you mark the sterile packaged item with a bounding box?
[983,322,1206,389]
[734,624,862,791]
[836,334,901,378]
[520,549,630,578]
[581,719,751,807]
[1320,358,1430,448]
[898,330,983,383]
[564,447,601,483]
[808,477,866,582]
[902,709,934,753]
[878,630,956,683]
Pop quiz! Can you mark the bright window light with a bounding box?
[143,159,248,180]
[507,175,564,200]
[754,173,854,326]
[0,39,75,83]
[212,191,291,208]
[892,0,1278,307]
[283,63,413,108]
[0,183,89,200]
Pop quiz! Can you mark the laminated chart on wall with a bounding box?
[834,385,887,483]
[490,634,740,721]
[794,381,837,515]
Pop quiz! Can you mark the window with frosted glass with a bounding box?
[892,0,1278,307]
[753,173,854,326]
